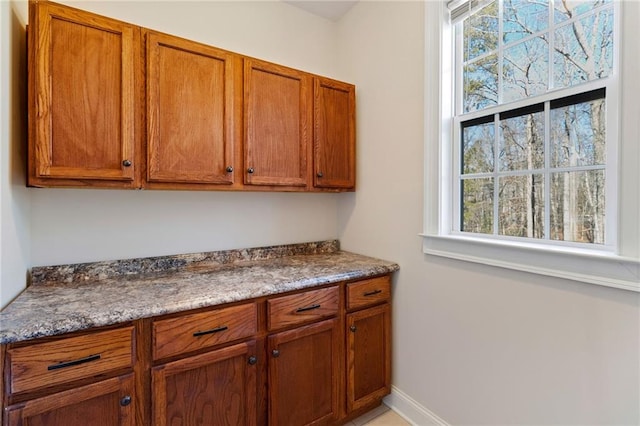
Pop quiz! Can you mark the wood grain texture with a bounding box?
[152,303,257,361]
[146,30,239,185]
[346,304,391,413]
[152,340,257,426]
[268,319,340,426]
[346,276,391,311]
[313,77,356,190]
[244,58,311,187]
[134,319,152,426]
[5,373,135,426]
[28,1,138,185]
[267,286,339,331]
[8,326,134,395]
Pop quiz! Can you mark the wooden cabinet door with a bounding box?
[28,1,140,186]
[346,304,391,413]
[5,374,135,426]
[152,341,257,426]
[146,31,240,185]
[313,78,356,190]
[268,319,340,426]
[244,59,311,187]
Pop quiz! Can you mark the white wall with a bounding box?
[337,1,640,424]
[0,1,31,307]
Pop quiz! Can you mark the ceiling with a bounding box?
[283,1,359,21]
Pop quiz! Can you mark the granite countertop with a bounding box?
[0,240,399,345]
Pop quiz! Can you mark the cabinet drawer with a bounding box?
[8,326,134,395]
[347,276,390,310]
[268,286,339,331]
[153,303,257,360]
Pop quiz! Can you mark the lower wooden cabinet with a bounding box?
[346,304,391,412]
[152,341,257,426]
[268,319,340,426]
[1,275,392,426]
[5,374,135,426]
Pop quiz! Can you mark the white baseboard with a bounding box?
[383,386,450,426]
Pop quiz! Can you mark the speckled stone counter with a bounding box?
[0,241,398,344]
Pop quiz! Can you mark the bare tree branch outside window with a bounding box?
[458,0,611,244]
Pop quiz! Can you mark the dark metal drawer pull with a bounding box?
[364,289,382,296]
[47,354,101,371]
[296,304,321,313]
[193,326,228,337]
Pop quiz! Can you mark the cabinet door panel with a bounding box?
[147,32,238,184]
[346,304,391,412]
[152,341,256,426]
[268,319,339,426]
[244,59,310,187]
[6,374,135,426]
[313,78,355,189]
[30,2,137,183]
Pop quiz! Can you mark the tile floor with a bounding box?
[348,404,411,426]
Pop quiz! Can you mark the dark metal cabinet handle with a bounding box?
[47,354,101,371]
[317,171,324,178]
[247,167,255,174]
[296,304,321,313]
[193,325,228,337]
[226,166,234,173]
[364,289,382,297]
[120,395,132,407]
[122,160,132,167]
[248,356,257,365]
[350,325,357,332]
[272,349,280,358]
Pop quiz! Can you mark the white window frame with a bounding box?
[422,0,640,292]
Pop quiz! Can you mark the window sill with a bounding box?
[420,234,640,292]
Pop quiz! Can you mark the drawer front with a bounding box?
[153,303,257,360]
[8,326,134,395]
[268,286,339,331]
[347,276,390,310]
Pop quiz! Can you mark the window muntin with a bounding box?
[461,0,614,113]
[458,89,608,244]
[454,0,613,247]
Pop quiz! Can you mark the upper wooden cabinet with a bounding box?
[27,1,356,192]
[28,1,141,188]
[145,31,241,187]
[244,59,312,188]
[313,77,356,190]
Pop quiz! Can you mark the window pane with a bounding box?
[499,174,544,238]
[503,0,549,44]
[503,37,549,103]
[464,1,498,62]
[499,110,544,171]
[553,8,613,88]
[464,54,499,113]
[463,121,495,174]
[462,178,494,234]
[550,97,605,168]
[550,170,605,244]
[554,0,611,24]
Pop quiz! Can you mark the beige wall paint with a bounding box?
[0,1,30,307]
[336,1,640,424]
